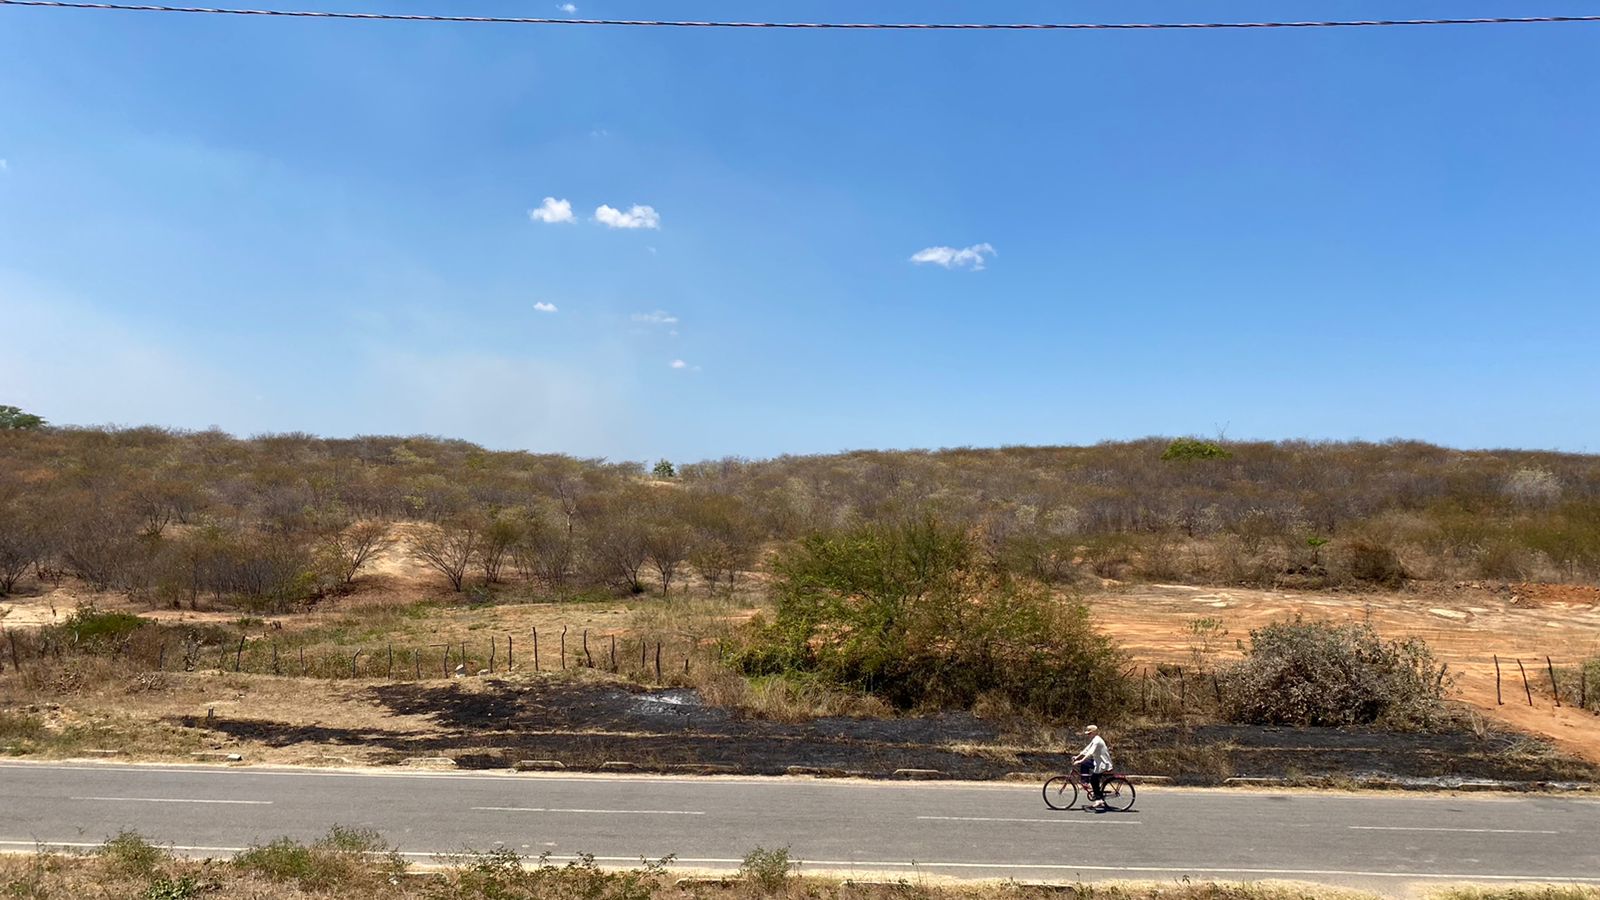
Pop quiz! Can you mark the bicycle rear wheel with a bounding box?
[1042,775,1079,811]
[1100,776,1136,812]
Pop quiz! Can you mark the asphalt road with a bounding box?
[3,761,1599,891]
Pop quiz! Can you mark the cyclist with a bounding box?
[1072,725,1113,810]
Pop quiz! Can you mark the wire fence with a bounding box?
[0,625,713,684]
[3,1,1600,31]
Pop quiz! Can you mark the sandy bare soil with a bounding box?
[1087,581,1600,762]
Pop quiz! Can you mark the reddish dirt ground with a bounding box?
[1085,581,1600,763]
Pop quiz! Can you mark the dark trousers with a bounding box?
[1079,760,1105,800]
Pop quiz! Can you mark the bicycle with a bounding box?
[1042,769,1136,812]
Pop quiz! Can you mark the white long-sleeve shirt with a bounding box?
[1079,735,1112,773]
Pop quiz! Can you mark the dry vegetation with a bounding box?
[3,429,1599,613]
[3,425,1600,773]
[2,830,1596,900]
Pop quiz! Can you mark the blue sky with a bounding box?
[2,1,1598,461]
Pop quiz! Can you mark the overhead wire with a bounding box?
[2,0,1600,31]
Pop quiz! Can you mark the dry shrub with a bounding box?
[1335,539,1407,588]
[1222,618,1451,729]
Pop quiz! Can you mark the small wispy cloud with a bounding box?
[669,359,688,370]
[534,302,559,313]
[558,2,577,13]
[528,197,576,224]
[910,243,996,271]
[596,204,661,230]
[632,310,678,326]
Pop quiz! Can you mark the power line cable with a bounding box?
[2,0,1600,31]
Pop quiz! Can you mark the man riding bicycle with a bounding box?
[1072,725,1113,810]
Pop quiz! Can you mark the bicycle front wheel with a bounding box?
[1042,775,1079,811]
[1100,776,1136,812]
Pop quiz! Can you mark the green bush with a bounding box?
[99,831,168,878]
[62,606,146,645]
[1161,438,1232,461]
[1222,618,1451,728]
[232,826,403,890]
[143,876,203,900]
[739,846,793,892]
[736,516,1128,719]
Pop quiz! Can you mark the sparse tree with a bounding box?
[412,518,481,592]
[583,505,649,594]
[0,501,49,595]
[478,513,521,584]
[512,516,573,591]
[319,518,396,588]
[652,459,677,479]
[644,522,691,596]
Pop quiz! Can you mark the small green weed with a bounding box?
[739,846,794,892]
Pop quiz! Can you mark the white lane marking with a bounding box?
[472,807,705,816]
[1350,825,1560,835]
[918,815,1140,826]
[1,842,1598,883]
[71,797,272,805]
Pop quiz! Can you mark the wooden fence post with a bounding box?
[560,627,567,670]
[1517,658,1533,706]
[1494,655,1503,705]
[532,628,540,672]
[387,643,394,679]
[489,638,497,674]
[1140,668,1148,714]
[158,641,168,672]
[610,635,617,672]
[300,647,307,676]
[654,642,662,682]
[234,637,246,672]
[583,630,592,668]
[1547,656,1561,707]
[507,636,513,671]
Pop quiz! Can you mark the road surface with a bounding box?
[2,761,1598,891]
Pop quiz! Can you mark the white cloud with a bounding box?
[534,302,559,313]
[528,197,576,224]
[910,243,996,271]
[559,2,577,12]
[595,204,661,230]
[632,310,678,326]
[669,359,688,370]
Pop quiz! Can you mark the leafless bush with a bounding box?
[412,519,481,593]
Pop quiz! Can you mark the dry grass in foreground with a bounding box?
[3,830,1599,900]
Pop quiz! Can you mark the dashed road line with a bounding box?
[71,797,273,805]
[471,807,705,816]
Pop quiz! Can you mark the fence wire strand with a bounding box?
[3,0,1600,31]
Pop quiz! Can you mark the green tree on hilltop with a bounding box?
[0,405,46,430]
